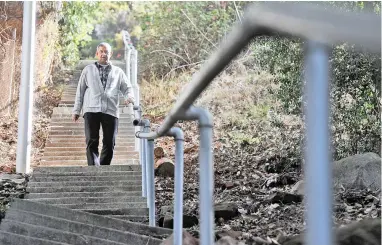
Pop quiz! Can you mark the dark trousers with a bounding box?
[84,112,118,166]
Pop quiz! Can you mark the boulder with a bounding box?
[158,205,198,229]
[333,152,381,191]
[216,230,242,240]
[162,213,199,229]
[155,158,175,177]
[160,229,199,245]
[282,218,380,245]
[291,153,381,194]
[215,203,239,221]
[268,191,303,204]
[215,236,246,245]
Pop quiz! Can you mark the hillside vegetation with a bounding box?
[135,1,381,242]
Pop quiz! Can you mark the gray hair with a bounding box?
[97,42,112,52]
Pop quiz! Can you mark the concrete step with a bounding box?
[82,208,148,216]
[58,99,127,104]
[53,107,133,114]
[0,219,127,245]
[108,215,149,223]
[49,122,135,127]
[49,124,135,130]
[28,180,142,188]
[49,117,134,122]
[43,146,136,152]
[26,191,142,199]
[40,157,139,163]
[47,134,136,139]
[40,155,138,161]
[8,199,171,240]
[54,202,147,210]
[40,160,139,166]
[2,210,161,245]
[0,230,68,245]
[26,185,142,194]
[42,151,138,157]
[45,141,135,146]
[26,196,146,205]
[32,165,141,173]
[50,114,133,118]
[31,175,141,182]
[45,140,135,144]
[49,126,134,130]
[48,130,135,136]
[48,134,135,140]
[46,136,136,141]
[45,142,135,148]
[41,152,139,161]
[31,170,141,177]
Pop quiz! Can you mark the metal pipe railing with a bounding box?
[133,115,148,199]
[146,138,156,227]
[129,3,380,245]
[165,127,185,245]
[16,0,37,174]
[179,107,214,245]
[304,41,332,245]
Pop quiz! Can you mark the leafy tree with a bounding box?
[133,1,244,78]
[251,1,381,159]
[58,1,101,66]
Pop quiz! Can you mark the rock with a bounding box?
[215,236,246,245]
[12,179,26,185]
[291,180,304,195]
[291,153,381,195]
[154,146,167,159]
[155,158,175,177]
[160,205,173,215]
[268,192,303,204]
[223,182,235,190]
[0,173,24,180]
[216,230,242,240]
[160,229,199,245]
[266,173,297,188]
[283,218,381,245]
[215,203,239,221]
[162,213,199,229]
[333,152,381,191]
[159,205,198,229]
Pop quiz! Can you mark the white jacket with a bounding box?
[72,63,134,118]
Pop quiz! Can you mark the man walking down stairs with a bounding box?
[72,42,135,166]
[0,63,172,243]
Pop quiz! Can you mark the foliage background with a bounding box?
[57,1,381,162]
[134,1,381,163]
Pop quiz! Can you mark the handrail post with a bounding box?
[134,118,155,226]
[147,138,156,226]
[304,40,332,245]
[131,49,140,152]
[125,49,132,84]
[142,119,150,199]
[180,106,214,245]
[16,1,36,174]
[166,128,185,245]
[133,106,147,198]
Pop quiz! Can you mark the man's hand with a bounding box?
[124,96,134,105]
[72,114,79,122]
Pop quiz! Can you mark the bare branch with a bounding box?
[233,1,242,23]
[150,49,190,64]
[180,9,217,48]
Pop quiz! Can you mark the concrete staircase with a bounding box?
[41,70,139,166]
[0,68,171,244]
